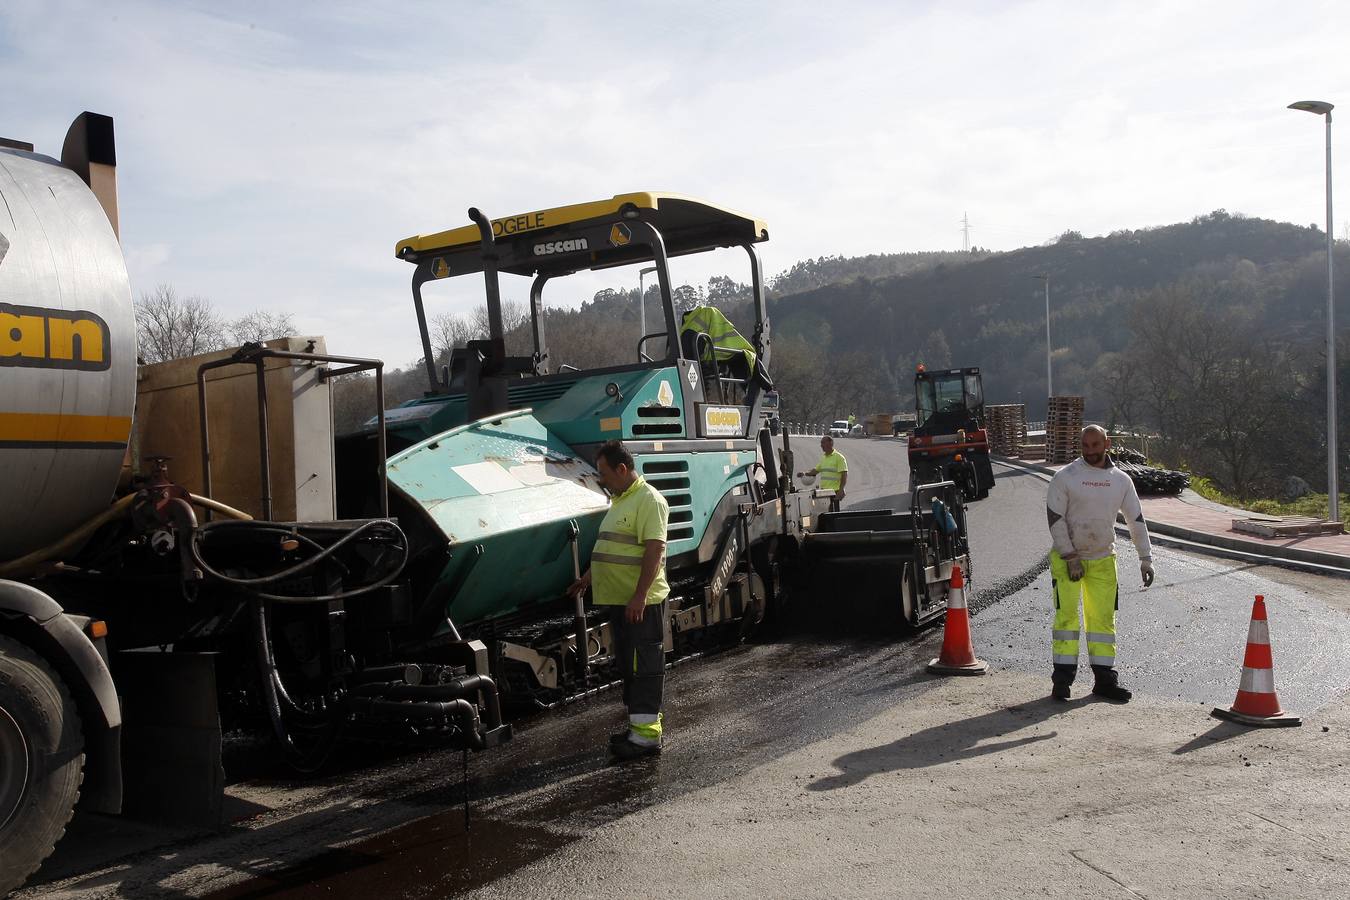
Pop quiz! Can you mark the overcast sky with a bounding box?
[4,0,1347,368]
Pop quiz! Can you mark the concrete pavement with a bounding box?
[468,669,1350,899]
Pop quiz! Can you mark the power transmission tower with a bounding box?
[960,212,972,251]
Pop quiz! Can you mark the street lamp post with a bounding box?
[638,266,659,360]
[1033,274,1052,398]
[1289,99,1338,523]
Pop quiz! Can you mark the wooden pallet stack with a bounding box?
[984,404,1027,456]
[1021,437,1047,460]
[865,413,893,436]
[1045,396,1085,464]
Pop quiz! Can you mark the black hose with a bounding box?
[191,519,409,602]
[347,697,486,750]
[351,674,503,731]
[251,599,287,742]
[193,518,400,585]
[250,598,343,770]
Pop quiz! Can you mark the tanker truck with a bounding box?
[0,114,972,893]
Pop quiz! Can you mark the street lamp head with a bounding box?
[1289,100,1334,117]
[640,266,659,276]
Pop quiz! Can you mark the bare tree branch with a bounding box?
[134,284,227,363]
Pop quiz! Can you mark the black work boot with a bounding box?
[610,737,661,762]
[1051,663,1076,701]
[1091,666,1132,703]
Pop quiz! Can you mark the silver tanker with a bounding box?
[0,118,135,559]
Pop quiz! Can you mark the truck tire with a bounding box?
[0,635,85,896]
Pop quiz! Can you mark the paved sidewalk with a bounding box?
[994,457,1350,573]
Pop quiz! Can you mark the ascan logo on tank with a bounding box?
[0,303,112,371]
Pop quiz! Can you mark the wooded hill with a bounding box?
[767,212,1334,420]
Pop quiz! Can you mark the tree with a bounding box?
[228,309,297,345]
[919,329,952,369]
[135,284,226,364]
[672,284,704,313]
[470,299,527,340]
[1091,351,1142,432]
[430,311,476,358]
[1120,277,1304,496]
[135,285,300,364]
[706,275,747,306]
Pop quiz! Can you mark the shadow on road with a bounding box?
[992,468,1044,482]
[1172,719,1249,755]
[808,696,1072,791]
[847,492,910,512]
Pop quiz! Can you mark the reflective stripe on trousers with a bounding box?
[1049,550,1119,668]
[629,712,662,746]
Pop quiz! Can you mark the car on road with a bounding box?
[830,420,850,437]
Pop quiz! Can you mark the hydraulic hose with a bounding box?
[351,674,503,732]
[188,493,253,521]
[190,518,409,602]
[0,491,250,577]
[346,697,486,750]
[250,598,343,771]
[0,493,138,577]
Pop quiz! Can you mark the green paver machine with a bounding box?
[335,193,971,706]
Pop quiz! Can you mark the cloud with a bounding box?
[3,0,1347,366]
[123,241,171,276]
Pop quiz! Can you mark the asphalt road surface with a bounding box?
[20,437,1350,898]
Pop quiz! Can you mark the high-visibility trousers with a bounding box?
[1049,550,1119,674]
[612,602,667,746]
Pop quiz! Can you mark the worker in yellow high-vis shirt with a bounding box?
[798,435,848,511]
[568,440,670,761]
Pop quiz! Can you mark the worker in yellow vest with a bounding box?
[568,440,670,761]
[798,435,848,511]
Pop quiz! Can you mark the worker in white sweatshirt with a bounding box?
[1045,425,1155,703]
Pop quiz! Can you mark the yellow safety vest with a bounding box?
[816,450,847,491]
[592,476,670,606]
[680,305,757,375]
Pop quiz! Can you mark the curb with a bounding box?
[990,455,1350,578]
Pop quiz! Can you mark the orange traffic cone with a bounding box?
[1211,595,1301,728]
[927,564,988,676]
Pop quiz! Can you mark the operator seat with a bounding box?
[678,306,772,405]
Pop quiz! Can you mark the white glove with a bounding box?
[1066,558,1085,581]
[1140,559,1155,588]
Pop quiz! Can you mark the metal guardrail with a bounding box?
[786,423,904,439]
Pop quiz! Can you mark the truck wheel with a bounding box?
[0,635,85,896]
